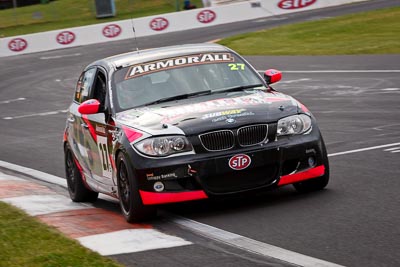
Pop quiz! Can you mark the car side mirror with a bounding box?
[78,99,101,115]
[264,69,282,85]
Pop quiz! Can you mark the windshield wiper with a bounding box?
[143,90,212,106]
[212,84,264,94]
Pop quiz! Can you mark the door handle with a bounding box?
[81,123,89,129]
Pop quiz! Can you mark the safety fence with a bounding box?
[0,0,368,57]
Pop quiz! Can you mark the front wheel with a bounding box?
[64,143,98,202]
[116,152,156,222]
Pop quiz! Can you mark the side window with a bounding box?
[74,68,96,103]
[92,70,107,110]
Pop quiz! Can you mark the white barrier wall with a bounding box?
[0,0,368,57]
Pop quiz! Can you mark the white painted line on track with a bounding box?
[328,142,400,157]
[0,160,67,187]
[381,88,400,91]
[0,97,26,104]
[278,78,311,84]
[2,195,91,216]
[77,229,192,256]
[257,70,400,73]
[384,147,400,151]
[40,53,81,60]
[3,109,68,120]
[165,212,344,267]
[390,150,400,153]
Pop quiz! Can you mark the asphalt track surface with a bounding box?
[1,0,400,266]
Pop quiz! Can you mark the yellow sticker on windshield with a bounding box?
[228,63,245,71]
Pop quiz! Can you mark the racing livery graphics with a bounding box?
[125,53,234,79]
[64,44,329,222]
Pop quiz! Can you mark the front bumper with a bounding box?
[129,129,327,205]
[138,165,325,205]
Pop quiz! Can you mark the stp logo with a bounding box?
[150,17,169,31]
[56,31,75,45]
[278,0,317,9]
[103,24,121,38]
[229,154,251,170]
[8,38,28,52]
[197,10,216,24]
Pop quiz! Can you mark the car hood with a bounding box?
[116,90,301,136]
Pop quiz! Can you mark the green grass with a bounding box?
[218,7,400,55]
[0,201,123,267]
[0,0,203,37]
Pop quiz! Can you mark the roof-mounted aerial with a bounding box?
[131,19,140,54]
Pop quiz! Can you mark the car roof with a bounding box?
[87,43,231,71]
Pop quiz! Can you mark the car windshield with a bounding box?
[112,52,264,111]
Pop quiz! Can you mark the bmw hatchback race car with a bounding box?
[64,43,329,222]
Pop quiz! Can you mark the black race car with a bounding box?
[64,43,329,222]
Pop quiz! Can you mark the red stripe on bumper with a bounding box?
[139,190,208,205]
[278,165,325,186]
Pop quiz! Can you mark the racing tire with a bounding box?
[116,152,157,223]
[293,138,330,193]
[64,143,99,202]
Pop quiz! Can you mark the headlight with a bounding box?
[277,114,312,136]
[134,136,193,157]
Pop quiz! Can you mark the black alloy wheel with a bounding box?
[116,152,156,222]
[64,143,98,202]
[118,160,131,214]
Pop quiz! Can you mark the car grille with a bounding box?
[199,124,268,151]
[199,130,234,151]
[238,124,268,146]
[202,164,278,194]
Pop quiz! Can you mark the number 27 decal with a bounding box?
[228,63,245,70]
